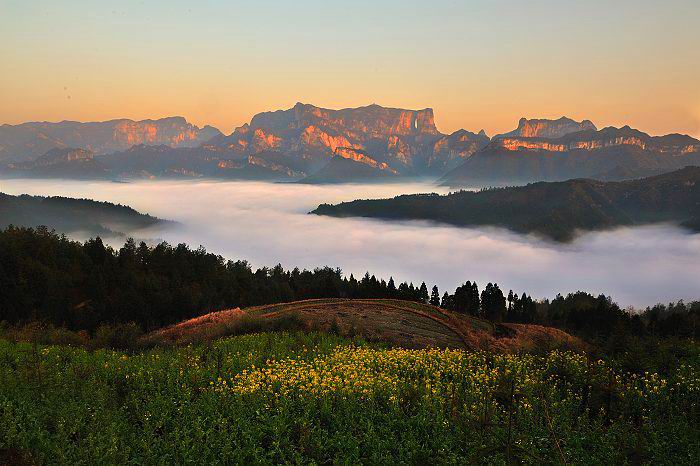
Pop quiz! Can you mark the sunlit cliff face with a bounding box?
[211,103,480,174]
[333,147,395,172]
[493,134,700,154]
[252,128,283,151]
[510,117,597,139]
[490,118,700,154]
[0,118,221,162]
[112,120,203,147]
[495,136,648,152]
[300,126,358,153]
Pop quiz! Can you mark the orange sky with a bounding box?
[1,0,699,138]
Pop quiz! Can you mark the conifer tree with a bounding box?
[419,282,429,304]
[430,285,441,306]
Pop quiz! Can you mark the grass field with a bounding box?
[1,331,699,464]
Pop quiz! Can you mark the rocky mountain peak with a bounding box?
[498,117,597,139]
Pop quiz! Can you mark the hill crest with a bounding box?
[144,298,584,352]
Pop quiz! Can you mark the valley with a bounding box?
[3,2,700,464]
[3,177,700,308]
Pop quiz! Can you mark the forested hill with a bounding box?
[0,192,166,237]
[312,166,700,242]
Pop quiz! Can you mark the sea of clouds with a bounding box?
[2,178,699,309]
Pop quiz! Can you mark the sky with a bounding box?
[1,0,699,137]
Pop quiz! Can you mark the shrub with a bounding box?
[91,322,143,350]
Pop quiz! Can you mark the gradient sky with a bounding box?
[2,0,699,137]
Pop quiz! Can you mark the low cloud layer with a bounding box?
[3,178,699,308]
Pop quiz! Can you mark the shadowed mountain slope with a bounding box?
[313,167,700,241]
[0,192,167,237]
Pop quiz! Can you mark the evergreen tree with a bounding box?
[481,283,506,322]
[386,277,397,298]
[453,281,480,315]
[521,293,537,323]
[398,282,410,300]
[470,282,480,316]
[507,290,514,312]
[419,282,429,304]
[430,286,441,306]
[507,290,515,321]
[441,292,454,310]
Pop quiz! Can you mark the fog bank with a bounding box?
[2,178,699,308]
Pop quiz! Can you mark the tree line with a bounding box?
[0,226,697,340]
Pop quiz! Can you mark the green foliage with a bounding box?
[0,227,433,332]
[481,283,506,322]
[312,166,700,241]
[0,334,698,464]
[0,191,163,237]
[92,322,143,350]
[1,226,698,347]
[429,285,441,306]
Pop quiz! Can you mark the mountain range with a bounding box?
[312,166,700,242]
[440,121,700,186]
[0,117,221,163]
[1,105,698,184]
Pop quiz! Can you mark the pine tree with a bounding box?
[398,282,409,300]
[441,292,455,311]
[429,285,441,306]
[507,290,515,321]
[419,282,429,304]
[470,282,480,316]
[387,277,396,297]
[481,283,506,322]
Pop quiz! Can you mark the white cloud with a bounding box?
[2,178,699,308]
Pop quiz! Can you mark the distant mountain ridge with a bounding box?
[0,104,491,182]
[0,117,221,162]
[441,122,700,187]
[312,166,700,242]
[1,108,699,184]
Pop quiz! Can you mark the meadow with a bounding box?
[1,332,698,465]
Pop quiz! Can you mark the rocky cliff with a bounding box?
[0,105,490,182]
[210,103,487,179]
[495,116,597,139]
[0,117,222,162]
[441,121,700,187]
[490,126,700,154]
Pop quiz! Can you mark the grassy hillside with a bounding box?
[144,298,583,352]
[312,166,700,241]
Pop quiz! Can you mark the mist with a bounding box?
[2,178,699,309]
